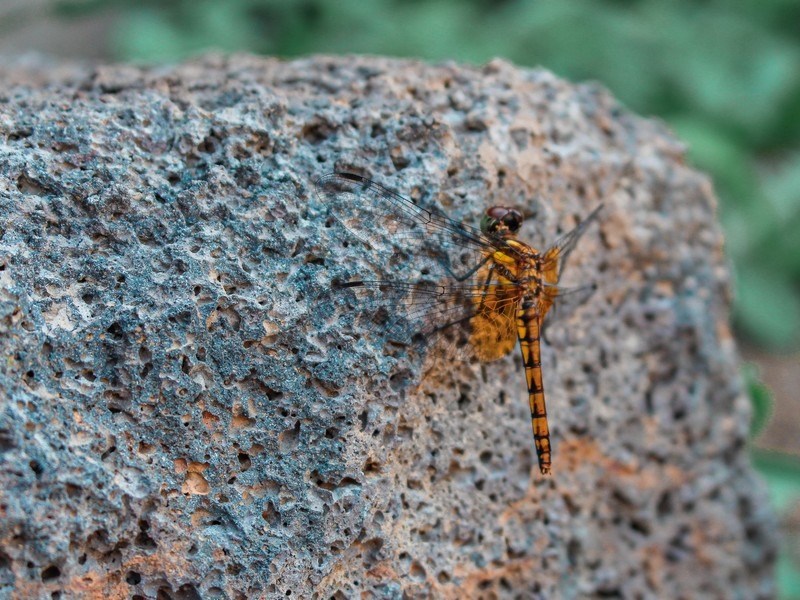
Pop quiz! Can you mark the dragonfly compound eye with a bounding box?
[482,206,522,235]
[502,209,523,232]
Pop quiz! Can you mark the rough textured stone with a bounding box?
[0,54,776,598]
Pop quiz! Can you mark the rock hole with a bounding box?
[497,168,507,188]
[126,571,142,585]
[198,134,219,154]
[0,430,16,452]
[8,127,32,140]
[238,453,251,471]
[135,520,157,549]
[301,119,335,144]
[409,560,426,581]
[262,502,280,527]
[16,173,46,195]
[371,123,386,138]
[279,422,301,452]
[364,458,381,475]
[106,322,124,339]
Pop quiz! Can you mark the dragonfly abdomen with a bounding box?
[517,305,551,475]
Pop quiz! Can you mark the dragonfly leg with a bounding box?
[448,253,492,282]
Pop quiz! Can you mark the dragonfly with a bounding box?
[316,172,602,475]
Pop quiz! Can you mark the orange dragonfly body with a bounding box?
[317,172,602,475]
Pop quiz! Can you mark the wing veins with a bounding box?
[316,172,521,257]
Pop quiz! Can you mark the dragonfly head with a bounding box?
[481,206,523,238]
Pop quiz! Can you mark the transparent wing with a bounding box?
[335,278,520,363]
[541,283,599,326]
[315,172,519,280]
[316,172,522,361]
[537,204,602,333]
[315,173,599,363]
[541,204,604,284]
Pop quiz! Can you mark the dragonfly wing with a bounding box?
[540,282,598,323]
[468,264,520,362]
[334,280,466,345]
[316,172,509,280]
[334,279,519,359]
[541,204,603,284]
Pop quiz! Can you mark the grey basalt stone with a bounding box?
[0,54,775,598]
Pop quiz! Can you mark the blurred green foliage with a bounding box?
[753,449,800,600]
[53,0,800,349]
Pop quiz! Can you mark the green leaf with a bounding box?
[742,362,773,438]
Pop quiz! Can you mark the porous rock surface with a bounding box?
[0,54,775,598]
